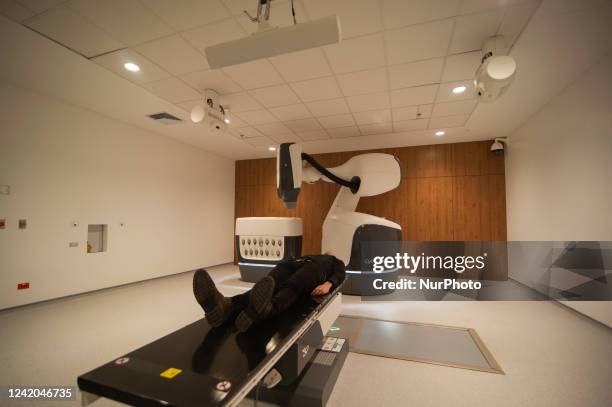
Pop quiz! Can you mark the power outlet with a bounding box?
[69,242,79,248]
[19,219,26,229]
[0,185,9,195]
[0,219,5,229]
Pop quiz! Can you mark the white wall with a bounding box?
[505,52,612,326]
[0,81,235,310]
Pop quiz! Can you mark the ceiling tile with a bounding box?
[143,77,202,103]
[394,119,429,132]
[382,0,461,29]
[249,84,301,107]
[450,9,505,54]
[176,99,202,113]
[459,0,522,15]
[431,99,477,116]
[231,126,264,138]
[429,114,470,128]
[346,92,390,112]
[0,1,34,22]
[306,98,350,116]
[235,109,278,125]
[324,33,386,74]
[441,51,481,82]
[285,118,322,132]
[353,109,392,125]
[220,92,262,112]
[497,1,541,47]
[254,122,294,137]
[245,135,275,146]
[269,104,313,121]
[24,5,124,58]
[180,69,242,94]
[135,35,209,75]
[269,48,332,82]
[17,0,63,14]
[222,59,284,89]
[225,112,248,127]
[327,126,361,138]
[92,49,171,84]
[67,0,173,46]
[303,0,382,38]
[393,104,433,121]
[436,80,476,102]
[359,122,392,135]
[182,18,246,54]
[317,114,355,129]
[337,68,388,96]
[290,77,343,102]
[141,0,230,31]
[296,130,329,141]
[269,133,302,143]
[391,84,438,107]
[385,19,454,65]
[388,58,444,89]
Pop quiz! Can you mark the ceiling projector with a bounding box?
[205,0,341,69]
[190,89,227,133]
[474,36,516,102]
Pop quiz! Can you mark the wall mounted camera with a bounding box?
[490,137,508,155]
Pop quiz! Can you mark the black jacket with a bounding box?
[296,254,346,289]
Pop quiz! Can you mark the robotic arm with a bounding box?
[277,143,401,209]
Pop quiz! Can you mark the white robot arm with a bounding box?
[277,144,402,295]
[277,143,401,206]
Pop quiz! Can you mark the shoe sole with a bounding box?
[236,277,275,332]
[193,269,226,327]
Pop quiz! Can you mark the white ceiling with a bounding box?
[0,0,611,160]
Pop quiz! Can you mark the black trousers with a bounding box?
[231,258,327,317]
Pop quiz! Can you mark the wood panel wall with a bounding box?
[235,140,506,256]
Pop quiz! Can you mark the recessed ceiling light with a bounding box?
[452,85,466,94]
[123,62,140,72]
[268,146,276,151]
[224,117,230,124]
[435,130,445,136]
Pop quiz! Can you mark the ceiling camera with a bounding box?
[490,138,508,155]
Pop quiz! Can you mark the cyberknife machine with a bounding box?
[277,143,402,295]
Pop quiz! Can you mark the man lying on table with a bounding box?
[193,253,346,332]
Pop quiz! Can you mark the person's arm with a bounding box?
[326,258,346,289]
[311,258,346,296]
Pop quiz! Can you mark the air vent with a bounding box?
[147,112,182,125]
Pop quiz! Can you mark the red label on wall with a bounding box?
[17,282,30,290]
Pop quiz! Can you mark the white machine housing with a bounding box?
[190,89,227,133]
[276,143,402,295]
[235,217,303,282]
[474,36,516,102]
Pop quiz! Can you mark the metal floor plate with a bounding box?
[329,316,504,374]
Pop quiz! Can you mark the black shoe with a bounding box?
[193,269,233,327]
[235,277,275,332]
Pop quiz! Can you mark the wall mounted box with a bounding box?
[87,224,107,253]
[235,217,302,282]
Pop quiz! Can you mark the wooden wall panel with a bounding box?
[235,140,506,255]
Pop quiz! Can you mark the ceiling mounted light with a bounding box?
[205,11,341,69]
[452,85,466,94]
[224,117,230,124]
[268,146,277,151]
[435,130,445,136]
[123,62,140,72]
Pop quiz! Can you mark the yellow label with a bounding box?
[160,368,182,379]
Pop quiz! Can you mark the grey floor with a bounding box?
[0,264,610,407]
